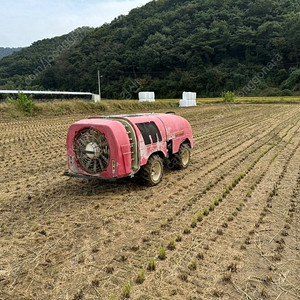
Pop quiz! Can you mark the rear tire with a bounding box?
[173,143,191,169]
[140,154,163,186]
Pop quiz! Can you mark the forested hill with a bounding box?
[1,0,300,98]
[0,47,22,60]
[0,27,93,89]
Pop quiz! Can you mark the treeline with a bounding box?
[0,27,93,90]
[0,0,299,98]
[0,47,22,60]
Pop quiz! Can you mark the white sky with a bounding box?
[0,0,151,47]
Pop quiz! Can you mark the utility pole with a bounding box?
[97,70,102,101]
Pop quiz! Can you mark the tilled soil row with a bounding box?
[27,109,299,299]
[0,105,299,300]
[130,116,300,299]
[228,139,300,300]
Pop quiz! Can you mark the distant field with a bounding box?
[0,99,178,119]
[1,96,300,120]
[0,103,299,299]
[196,96,300,103]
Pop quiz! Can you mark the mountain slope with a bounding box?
[0,47,22,60]
[0,27,93,89]
[1,0,300,97]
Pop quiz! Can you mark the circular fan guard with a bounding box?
[74,128,110,174]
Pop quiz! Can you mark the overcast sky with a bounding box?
[0,0,151,47]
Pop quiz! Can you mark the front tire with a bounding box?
[140,154,163,186]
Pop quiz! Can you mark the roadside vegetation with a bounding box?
[1,96,300,119]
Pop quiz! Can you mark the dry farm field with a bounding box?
[0,104,299,300]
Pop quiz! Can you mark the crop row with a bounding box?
[111,120,300,298]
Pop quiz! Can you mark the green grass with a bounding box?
[158,247,166,260]
[214,199,219,206]
[183,226,191,234]
[136,269,145,284]
[176,234,182,242]
[122,282,131,298]
[188,261,197,270]
[191,217,197,228]
[147,258,156,271]
[7,92,35,114]
[203,208,209,216]
[197,212,203,222]
[167,239,176,250]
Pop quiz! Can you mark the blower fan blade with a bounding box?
[74,128,110,174]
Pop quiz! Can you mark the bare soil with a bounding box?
[0,104,299,300]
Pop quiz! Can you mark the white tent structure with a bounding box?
[0,90,93,97]
[138,92,155,102]
[0,90,101,102]
[179,92,197,107]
